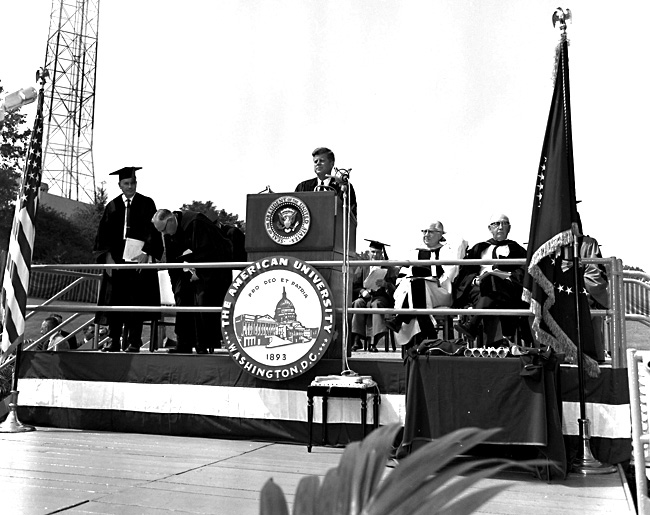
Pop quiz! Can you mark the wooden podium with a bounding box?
[245,191,356,358]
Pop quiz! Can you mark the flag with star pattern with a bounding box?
[522,39,600,377]
[1,86,45,359]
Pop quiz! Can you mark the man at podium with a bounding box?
[295,147,357,219]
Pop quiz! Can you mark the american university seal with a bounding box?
[264,195,310,245]
[221,256,335,380]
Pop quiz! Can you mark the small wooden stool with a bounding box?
[307,380,379,452]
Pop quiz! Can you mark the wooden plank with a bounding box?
[0,427,634,514]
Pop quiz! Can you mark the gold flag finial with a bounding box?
[552,8,572,39]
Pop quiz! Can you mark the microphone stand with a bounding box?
[335,168,354,375]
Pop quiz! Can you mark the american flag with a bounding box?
[1,86,45,359]
[522,39,599,378]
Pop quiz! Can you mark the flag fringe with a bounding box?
[524,292,600,378]
[523,228,600,378]
[551,39,570,84]
[528,229,573,269]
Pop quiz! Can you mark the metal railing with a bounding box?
[0,254,640,370]
[627,348,650,515]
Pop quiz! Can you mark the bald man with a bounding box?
[152,209,233,354]
[452,214,529,342]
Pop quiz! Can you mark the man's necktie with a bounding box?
[124,198,131,238]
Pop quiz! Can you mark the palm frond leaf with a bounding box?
[369,426,502,514]
[261,424,536,515]
[424,484,507,515]
[374,459,512,515]
[292,475,320,515]
[260,478,289,515]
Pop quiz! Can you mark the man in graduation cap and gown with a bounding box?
[295,147,357,219]
[94,166,163,352]
[350,239,398,352]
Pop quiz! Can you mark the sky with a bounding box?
[2,0,649,271]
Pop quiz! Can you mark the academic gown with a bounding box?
[452,238,527,308]
[164,211,233,351]
[94,192,163,325]
[452,238,530,342]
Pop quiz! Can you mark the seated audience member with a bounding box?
[50,313,78,349]
[351,240,398,352]
[391,221,467,347]
[453,214,530,343]
[78,325,107,350]
[40,316,70,351]
[78,325,96,350]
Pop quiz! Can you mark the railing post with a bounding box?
[611,259,627,368]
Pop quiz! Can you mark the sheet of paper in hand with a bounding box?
[122,238,145,262]
[363,268,387,290]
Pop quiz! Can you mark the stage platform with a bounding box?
[14,351,632,468]
[0,426,634,514]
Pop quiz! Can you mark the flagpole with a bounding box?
[570,223,614,474]
[0,342,35,433]
[0,69,48,432]
[524,8,617,477]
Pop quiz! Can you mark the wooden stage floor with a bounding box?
[0,426,635,515]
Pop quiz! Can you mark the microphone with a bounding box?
[326,167,351,184]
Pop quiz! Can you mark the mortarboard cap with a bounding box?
[365,239,389,259]
[110,166,141,181]
[364,239,389,250]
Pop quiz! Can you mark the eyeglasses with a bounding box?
[422,229,442,234]
[489,221,510,229]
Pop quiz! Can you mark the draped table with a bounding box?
[400,353,566,478]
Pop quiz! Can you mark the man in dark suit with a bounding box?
[295,147,357,219]
[152,209,233,353]
[94,167,163,353]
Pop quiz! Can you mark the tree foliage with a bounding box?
[32,186,107,264]
[0,80,32,250]
[32,206,93,264]
[180,200,245,232]
[67,184,108,260]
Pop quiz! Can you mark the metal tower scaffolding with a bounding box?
[42,0,100,203]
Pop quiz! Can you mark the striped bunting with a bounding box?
[17,378,405,425]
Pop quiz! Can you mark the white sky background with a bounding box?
[2,1,649,271]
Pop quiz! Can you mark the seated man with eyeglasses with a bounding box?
[390,221,466,347]
[452,214,529,343]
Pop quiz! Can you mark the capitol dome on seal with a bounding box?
[275,287,297,323]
